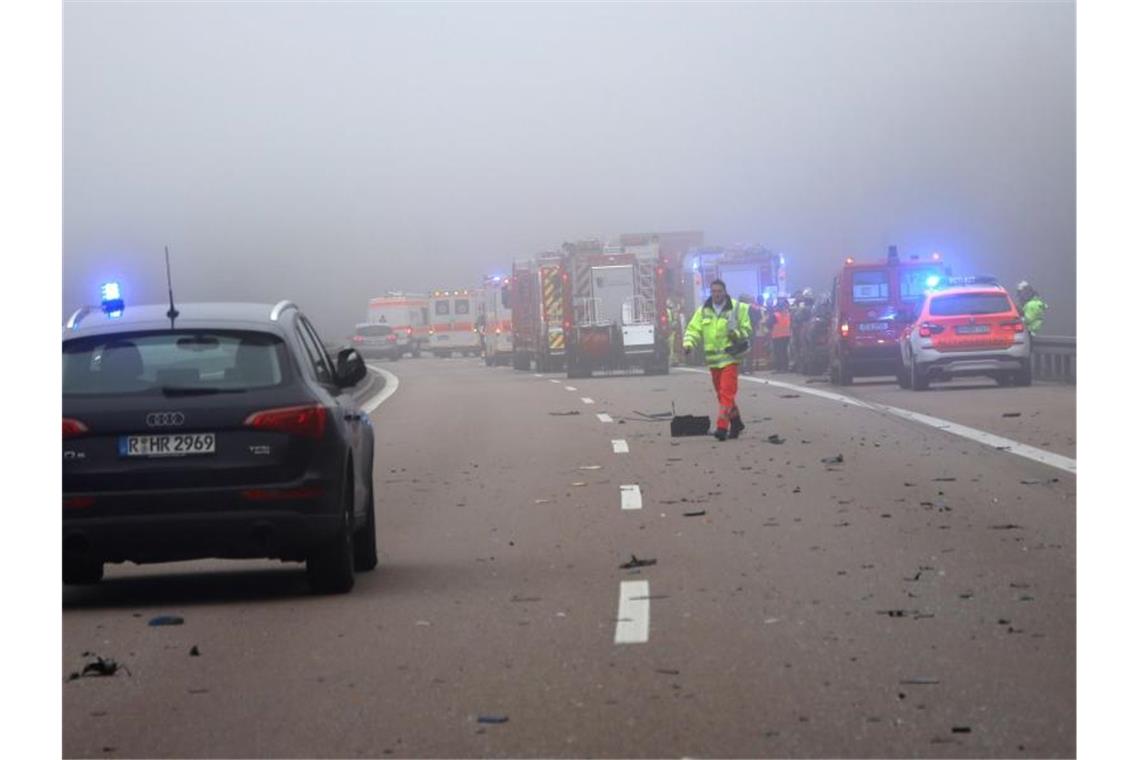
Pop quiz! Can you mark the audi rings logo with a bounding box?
[146,411,186,427]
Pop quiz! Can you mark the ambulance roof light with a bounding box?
[100,281,124,318]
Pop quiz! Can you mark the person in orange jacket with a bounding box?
[767,298,792,372]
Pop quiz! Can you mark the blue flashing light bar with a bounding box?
[100,281,124,317]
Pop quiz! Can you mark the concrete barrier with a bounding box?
[1031,335,1075,383]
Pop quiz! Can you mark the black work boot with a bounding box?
[728,416,745,439]
[713,429,728,442]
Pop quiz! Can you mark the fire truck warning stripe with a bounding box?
[620,485,642,511]
[614,580,650,645]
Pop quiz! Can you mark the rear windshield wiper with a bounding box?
[160,386,247,396]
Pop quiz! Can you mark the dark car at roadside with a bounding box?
[62,300,378,594]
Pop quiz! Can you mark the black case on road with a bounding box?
[671,415,711,437]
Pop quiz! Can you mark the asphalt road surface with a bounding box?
[63,358,1076,758]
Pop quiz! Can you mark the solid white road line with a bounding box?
[597,413,614,423]
[361,366,400,413]
[612,439,630,454]
[615,581,650,644]
[581,397,595,404]
[675,367,1076,474]
[620,484,643,511]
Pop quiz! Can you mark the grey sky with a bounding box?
[64,1,1075,337]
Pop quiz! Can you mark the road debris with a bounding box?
[989,524,1024,530]
[148,615,184,626]
[634,410,673,419]
[682,510,707,517]
[654,668,681,675]
[821,454,844,464]
[510,595,541,603]
[932,477,957,482]
[189,645,200,657]
[533,498,551,504]
[766,434,786,445]
[69,654,129,680]
[900,677,940,685]
[477,715,509,724]
[578,465,603,470]
[1001,412,1022,418]
[548,410,581,416]
[619,555,657,569]
[778,394,801,399]
[570,482,587,487]
[952,726,973,734]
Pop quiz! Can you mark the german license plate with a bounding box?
[955,324,990,334]
[119,433,216,458]
[858,322,889,332]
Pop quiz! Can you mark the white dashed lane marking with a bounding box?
[614,581,650,644]
[620,484,642,511]
[612,439,629,454]
[581,397,595,404]
[597,413,614,423]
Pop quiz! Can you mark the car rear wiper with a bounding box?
[160,385,247,396]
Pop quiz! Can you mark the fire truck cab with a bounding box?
[428,289,480,357]
[828,246,950,385]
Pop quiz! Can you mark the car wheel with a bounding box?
[353,477,378,572]
[1014,361,1032,386]
[911,360,930,391]
[897,357,912,388]
[63,556,103,585]
[307,476,356,594]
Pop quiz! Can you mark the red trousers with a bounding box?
[709,364,740,431]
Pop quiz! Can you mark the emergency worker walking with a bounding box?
[1016,281,1047,336]
[684,279,752,441]
[767,298,792,372]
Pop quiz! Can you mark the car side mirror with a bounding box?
[335,347,367,387]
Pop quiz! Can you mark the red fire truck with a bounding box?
[511,240,671,377]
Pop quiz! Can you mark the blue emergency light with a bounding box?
[925,275,941,288]
[100,281,124,318]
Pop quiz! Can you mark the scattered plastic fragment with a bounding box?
[570,482,587,487]
[509,595,541,603]
[989,524,1023,530]
[933,477,957,482]
[189,646,200,657]
[1002,412,1022,418]
[634,410,673,419]
[654,668,681,675]
[779,394,801,399]
[72,655,129,679]
[766,434,785,445]
[548,410,581,416]
[533,499,551,504]
[619,555,657,569]
[900,677,940,685]
[952,726,972,733]
[821,454,844,464]
[682,510,706,517]
[415,620,432,626]
[148,615,184,627]
[477,715,509,724]
[578,465,603,470]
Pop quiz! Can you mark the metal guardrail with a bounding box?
[1031,335,1075,383]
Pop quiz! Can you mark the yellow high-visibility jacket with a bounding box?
[683,297,753,369]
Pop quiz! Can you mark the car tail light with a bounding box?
[406,328,413,335]
[64,495,95,509]
[918,322,945,338]
[839,322,850,338]
[244,405,327,439]
[63,418,88,439]
[241,486,324,502]
[428,327,435,335]
[387,334,397,342]
[563,319,571,331]
[353,335,364,343]
[1000,319,1025,333]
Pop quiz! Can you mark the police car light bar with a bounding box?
[100,281,124,317]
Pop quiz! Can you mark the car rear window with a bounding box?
[930,292,1014,317]
[355,324,392,337]
[851,270,890,303]
[63,330,289,396]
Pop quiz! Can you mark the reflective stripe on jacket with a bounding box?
[683,297,753,369]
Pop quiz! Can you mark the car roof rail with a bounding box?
[65,305,94,330]
[269,300,298,321]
